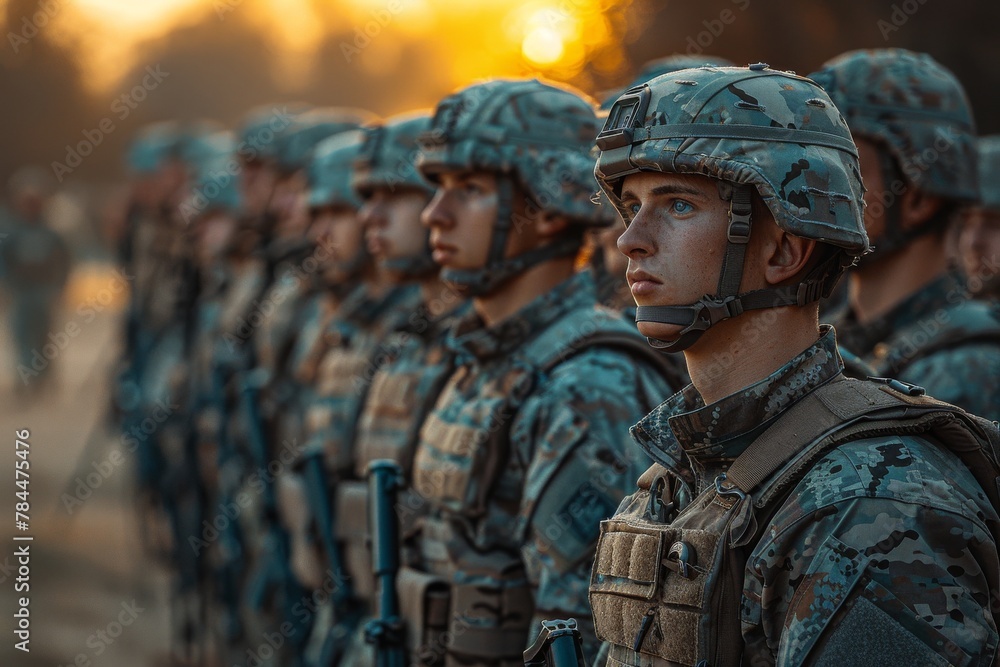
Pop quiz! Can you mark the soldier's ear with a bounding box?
[537,211,570,239]
[762,229,817,287]
[899,187,944,231]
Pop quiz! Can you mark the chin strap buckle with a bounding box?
[697,295,745,327]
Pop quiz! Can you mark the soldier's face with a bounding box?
[855,138,890,245]
[958,207,1000,293]
[360,186,431,274]
[421,169,498,270]
[240,158,279,217]
[309,205,363,274]
[617,171,732,342]
[270,170,310,236]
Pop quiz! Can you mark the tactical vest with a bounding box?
[590,376,1000,667]
[407,306,673,667]
[305,326,384,475]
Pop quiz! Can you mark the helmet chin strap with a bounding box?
[634,185,846,353]
[441,175,580,297]
[382,230,439,280]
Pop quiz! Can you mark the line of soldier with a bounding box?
[115,47,1000,667]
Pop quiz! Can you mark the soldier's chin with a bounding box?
[636,320,684,343]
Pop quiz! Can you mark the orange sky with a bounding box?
[8,0,634,94]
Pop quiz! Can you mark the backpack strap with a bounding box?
[722,375,998,509]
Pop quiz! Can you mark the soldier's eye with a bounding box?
[671,200,694,215]
[628,202,641,216]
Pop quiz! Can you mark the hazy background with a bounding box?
[0,0,998,665]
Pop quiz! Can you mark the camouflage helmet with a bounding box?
[237,103,308,163]
[418,78,611,294]
[354,112,437,279]
[179,131,241,221]
[307,130,365,211]
[600,54,735,110]
[127,121,181,174]
[597,63,867,351]
[353,111,434,198]
[275,107,375,174]
[977,136,1000,212]
[307,130,368,281]
[809,49,977,203]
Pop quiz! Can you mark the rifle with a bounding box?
[241,366,311,664]
[524,619,587,667]
[210,360,246,647]
[364,460,407,667]
[300,445,357,665]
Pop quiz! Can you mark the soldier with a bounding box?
[810,49,1000,419]
[241,109,372,667]
[171,129,246,664]
[957,136,1000,301]
[335,111,469,667]
[2,166,71,394]
[588,63,1000,667]
[402,78,680,666]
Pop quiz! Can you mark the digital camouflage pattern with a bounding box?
[599,54,735,110]
[308,130,367,210]
[354,112,435,197]
[597,327,999,666]
[596,65,868,254]
[417,78,614,227]
[810,49,978,202]
[237,103,308,163]
[835,272,1000,420]
[408,271,679,664]
[275,107,372,174]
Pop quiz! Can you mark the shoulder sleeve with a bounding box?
[742,436,1000,667]
[513,348,663,632]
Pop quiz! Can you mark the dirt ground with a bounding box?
[0,290,173,667]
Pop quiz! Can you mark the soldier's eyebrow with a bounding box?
[649,184,704,198]
[621,183,704,201]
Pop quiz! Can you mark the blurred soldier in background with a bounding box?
[813,49,1000,419]
[239,107,372,667]
[336,111,468,667]
[276,125,424,665]
[957,136,1000,302]
[405,78,682,666]
[169,128,245,665]
[2,165,71,396]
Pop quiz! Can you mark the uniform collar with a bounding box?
[447,270,596,363]
[335,283,420,332]
[837,272,965,356]
[631,325,845,475]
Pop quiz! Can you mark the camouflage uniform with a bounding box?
[589,65,1000,666]
[595,328,1000,667]
[810,50,1000,420]
[836,273,1000,419]
[404,79,682,667]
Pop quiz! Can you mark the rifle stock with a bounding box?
[364,460,407,667]
[524,619,587,667]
